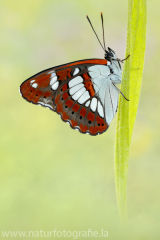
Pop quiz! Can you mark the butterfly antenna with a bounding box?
[101,12,106,51]
[86,15,105,51]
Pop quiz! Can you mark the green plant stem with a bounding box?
[114,0,147,223]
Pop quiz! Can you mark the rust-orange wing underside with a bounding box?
[20,59,108,135]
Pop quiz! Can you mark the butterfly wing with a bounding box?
[20,58,120,135]
[88,64,120,126]
[20,59,107,110]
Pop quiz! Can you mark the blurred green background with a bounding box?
[0,0,160,239]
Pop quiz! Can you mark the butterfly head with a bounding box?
[104,47,117,60]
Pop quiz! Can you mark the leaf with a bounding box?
[114,0,147,222]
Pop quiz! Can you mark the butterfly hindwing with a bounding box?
[54,70,108,135]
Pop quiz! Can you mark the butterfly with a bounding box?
[20,13,129,136]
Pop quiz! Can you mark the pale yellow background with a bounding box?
[0,0,160,239]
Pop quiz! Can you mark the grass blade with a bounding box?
[114,0,147,222]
